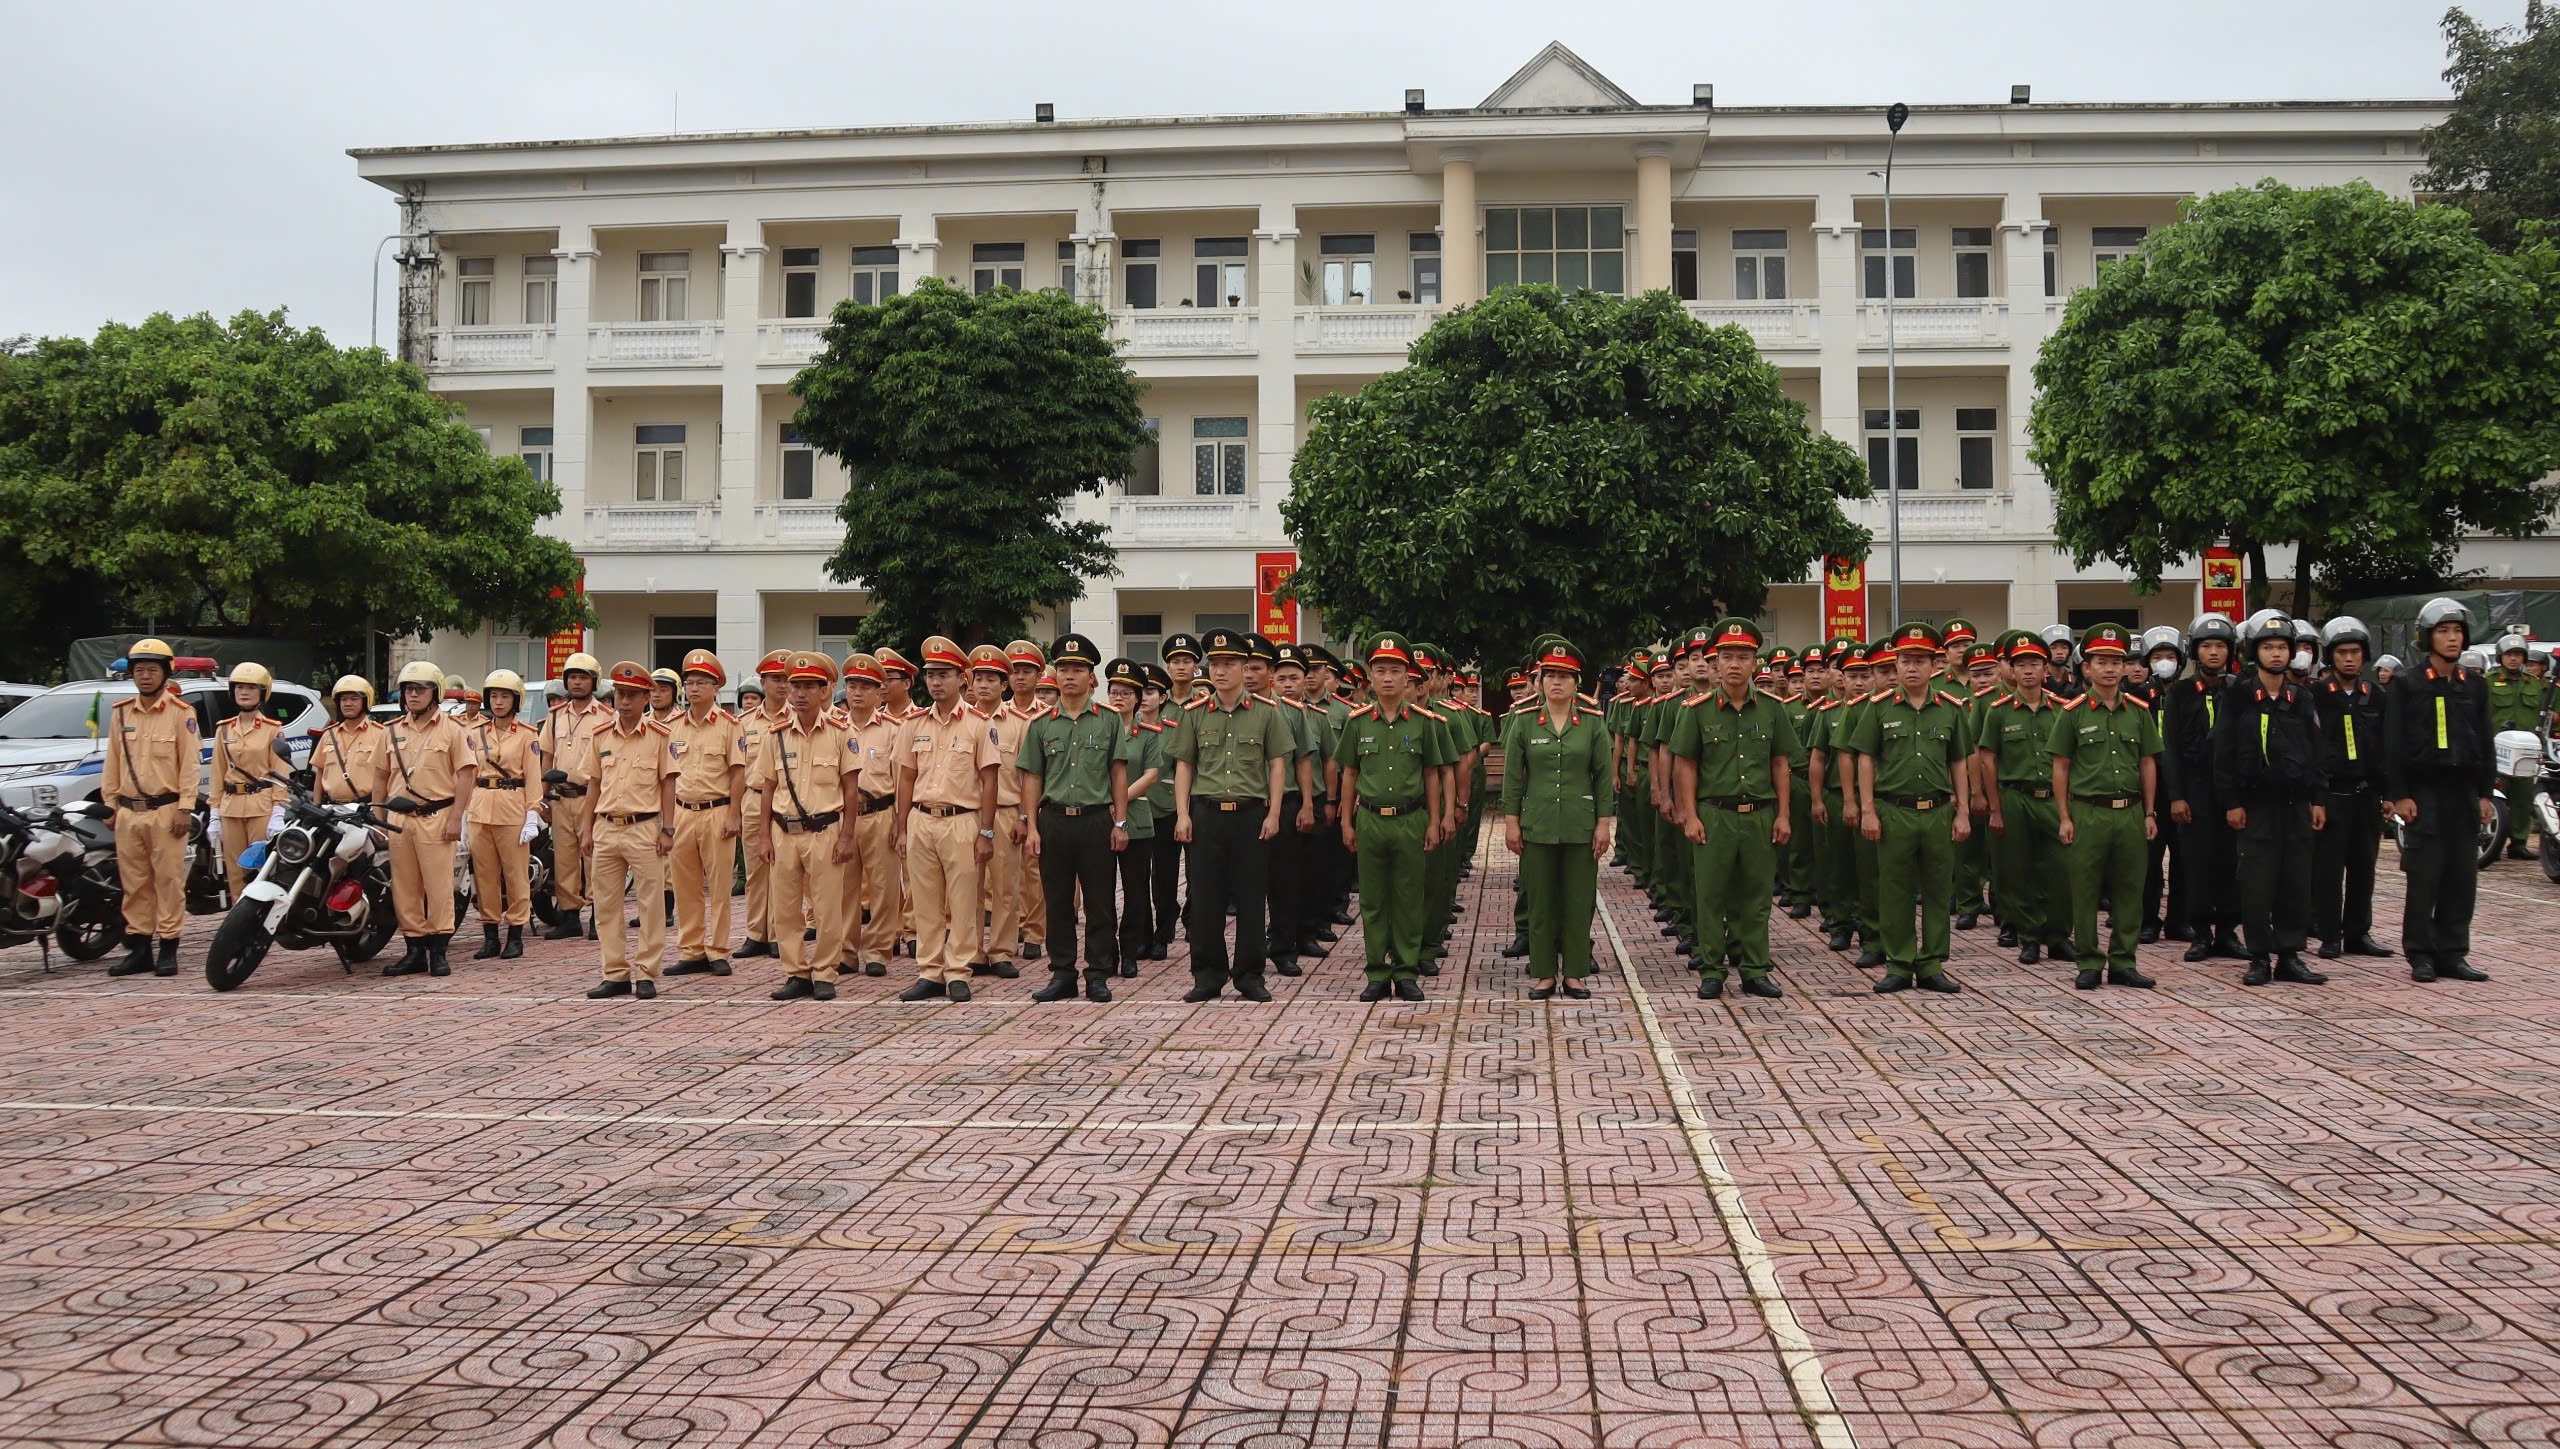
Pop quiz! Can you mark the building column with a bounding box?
[1438,149,1479,305]
[1633,144,1674,295]
[716,587,763,670]
[1811,216,1863,450]
[1998,205,2052,536]
[1078,583,1122,660]
[550,224,600,548]
[1253,207,1301,552]
[897,226,940,295]
[719,230,765,549]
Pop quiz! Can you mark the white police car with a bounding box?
[0,674,326,810]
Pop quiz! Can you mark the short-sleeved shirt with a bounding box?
[1334,701,1455,808]
[847,708,902,798]
[738,704,791,795]
[464,719,540,825]
[103,689,200,806]
[900,704,1003,809]
[2048,691,2162,800]
[382,712,470,804]
[990,704,1039,807]
[1115,721,1168,837]
[1169,691,1299,801]
[1842,688,1972,799]
[1669,688,1800,804]
[1136,719,1175,818]
[539,698,613,788]
[312,720,386,805]
[1016,699,1125,809]
[667,708,746,803]
[753,711,856,817]
[592,715,676,817]
[211,712,286,818]
[1781,694,1821,775]
[1977,693,2065,789]
[1499,705,1614,845]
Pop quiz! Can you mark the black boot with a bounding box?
[772,976,814,1001]
[1272,954,1302,977]
[427,934,451,977]
[2047,940,2078,964]
[474,924,503,960]
[1500,935,1528,959]
[1786,902,1813,920]
[585,909,598,941]
[2241,958,2273,987]
[895,978,944,1001]
[1084,970,1113,1004]
[1954,912,1977,931]
[1854,947,1885,969]
[2272,954,2327,985]
[666,957,715,976]
[1741,975,1782,999]
[586,979,632,999]
[154,938,179,977]
[1696,975,1724,1000]
[1826,928,1855,953]
[1995,926,2018,948]
[545,912,582,940]
[2108,964,2157,989]
[110,934,154,977]
[2212,927,2249,961]
[501,926,524,959]
[2018,943,2042,965]
[386,938,428,976]
[2137,920,2160,945]
[2436,958,2489,982]
[1358,980,1389,1002]
[2316,938,2344,959]
[1030,967,1079,1003]
[2410,956,2438,983]
[2075,968,2102,990]
[2346,934,2395,958]
[2183,938,2215,963]
[1393,979,1425,1002]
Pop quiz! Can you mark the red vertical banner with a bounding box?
[1822,557,1868,641]
[543,565,587,676]
[2200,546,2243,620]
[1256,552,1299,645]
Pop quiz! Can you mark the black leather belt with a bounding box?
[118,792,180,809]
[598,809,659,824]
[1880,794,1949,811]
[860,790,896,812]
[677,796,731,811]
[1196,797,1256,812]
[911,802,973,818]
[411,797,456,816]
[774,811,840,832]
[550,783,589,798]
[1363,799,1424,817]
[1700,798,1768,814]
[477,776,527,790]
[1041,803,1103,816]
[2006,785,2054,800]
[225,782,271,796]
[2083,794,2140,810]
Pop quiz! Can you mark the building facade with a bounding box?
[354,43,2530,676]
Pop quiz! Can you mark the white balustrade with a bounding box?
[1112,310,1258,357]
[1683,301,1821,348]
[587,321,723,366]
[760,502,843,545]
[1856,492,2020,540]
[585,504,715,547]
[1861,300,2009,347]
[435,326,553,370]
[1109,497,1257,543]
[1294,305,1436,354]
[757,321,829,366]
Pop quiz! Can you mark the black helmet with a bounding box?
[2320,616,2370,657]
[2188,613,2238,646]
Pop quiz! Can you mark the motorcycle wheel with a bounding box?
[528,837,560,928]
[333,888,397,966]
[205,902,274,992]
[2480,798,2509,871]
[53,899,121,962]
[2541,831,2560,886]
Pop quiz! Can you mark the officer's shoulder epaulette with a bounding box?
[1139,719,1167,734]
[1412,704,1444,722]
[1579,692,1601,709]
[2124,694,2152,708]
[2060,695,2084,710]
[1936,689,1969,708]
[644,718,672,734]
[1347,702,1377,719]
[1756,687,1788,704]
[1865,689,1893,703]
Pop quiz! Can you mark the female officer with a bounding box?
[1500,639,1615,1001]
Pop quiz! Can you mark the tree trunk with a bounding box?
[2242,540,2270,613]
[2292,533,2319,620]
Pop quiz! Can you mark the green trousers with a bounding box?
[1627,770,1651,879]
[1691,806,1777,980]
[1519,840,1598,980]
[2065,799,2146,973]
[1819,794,1856,929]
[1355,808,1428,982]
[1655,802,1683,908]
[1996,787,2071,948]
[1875,800,1955,979]
[1423,834,1457,954]
[1783,774,1815,900]
[1854,820,1882,942]
[1954,809,1991,913]
[2504,773,2539,847]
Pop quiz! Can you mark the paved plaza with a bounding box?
[2,844,2558,1448]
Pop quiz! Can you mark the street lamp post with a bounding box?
[1883,101,1909,628]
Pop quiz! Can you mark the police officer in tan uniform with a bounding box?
[540,653,611,939]
[464,669,541,960]
[584,662,679,999]
[972,643,1032,979]
[648,668,682,722]
[753,651,861,1001]
[210,663,286,898]
[103,639,202,978]
[876,645,922,959]
[379,660,476,977]
[664,649,746,977]
[1007,639,1051,961]
[734,649,794,960]
[841,653,905,977]
[313,676,385,807]
[895,636,1000,1002]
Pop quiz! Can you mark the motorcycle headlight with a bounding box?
[274,828,314,866]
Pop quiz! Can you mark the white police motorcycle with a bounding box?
[203,739,405,991]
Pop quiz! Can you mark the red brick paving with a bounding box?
[2,844,2558,1447]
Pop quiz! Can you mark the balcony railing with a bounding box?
[1293,305,1437,355]
[1112,310,1258,358]
[585,503,717,547]
[1859,301,2010,348]
[757,501,843,546]
[431,326,554,372]
[1109,497,1258,543]
[588,321,723,367]
[1684,301,1821,350]
[1852,491,2023,541]
[757,321,828,367]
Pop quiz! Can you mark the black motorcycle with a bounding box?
[0,800,124,965]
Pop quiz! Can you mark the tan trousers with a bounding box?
[670,806,734,962]
[769,821,849,983]
[218,808,271,897]
[978,806,1026,965]
[1019,833,1045,945]
[907,809,981,984]
[593,817,667,982]
[390,814,458,935]
[468,820,532,926]
[741,788,773,943]
[854,807,901,967]
[115,804,188,939]
[551,794,593,911]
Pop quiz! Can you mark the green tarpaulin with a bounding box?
[65,634,318,685]
[2335,591,2560,657]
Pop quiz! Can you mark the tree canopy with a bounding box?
[2027,181,2560,615]
[791,279,1147,649]
[1281,286,1868,670]
[0,311,585,682]
[2419,4,2560,252]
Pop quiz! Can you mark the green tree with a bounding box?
[791,279,1147,648]
[0,311,585,682]
[2028,181,2560,617]
[1282,287,1868,671]
[2419,3,2560,252]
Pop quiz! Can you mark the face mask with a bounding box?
[2151,658,2178,681]
[2291,649,2313,673]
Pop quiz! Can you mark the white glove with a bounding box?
[520,809,542,845]
[204,813,223,851]
[266,805,287,837]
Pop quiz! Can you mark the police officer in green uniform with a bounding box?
[1501,639,1613,1000]
[2487,632,2549,861]
[2049,623,2162,989]
[1656,628,1713,955]
[1777,646,1819,920]
[1805,638,1859,952]
[1668,618,1799,1000]
[1608,654,1651,882]
[1338,633,1453,1001]
[1016,633,1131,1004]
[1169,627,1300,1003]
[1409,642,1461,972]
[2386,598,2496,983]
[1846,622,1974,993]
[1978,634,2075,966]
[1840,640,1892,966]
[1102,657,1167,979]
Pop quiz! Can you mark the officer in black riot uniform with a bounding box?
[2215,611,2327,987]
[2386,598,2496,984]
[2161,613,2245,962]
[2312,617,2393,962]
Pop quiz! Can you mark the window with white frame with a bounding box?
[1952,227,1994,299]
[1124,240,1160,308]
[518,426,554,484]
[1124,418,1161,496]
[850,245,898,305]
[523,255,557,324]
[1320,234,1374,305]
[1956,408,1998,490]
[2092,226,2148,279]
[1408,233,1440,304]
[635,424,687,502]
[1861,229,1915,299]
[1194,238,1247,308]
[1671,230,1699,301]
[1121,616,1164,666]
[1193,416,1247,496]
[457,257,494,325]
[1056,241,1078,300]
[1483,206,1625,294]
[1733,229,1789,300]
[470,424,493,448]
[781,247,821,318]
[1195,612,1249,636]
[1862,409,1919,491]
[779,423,816,500]
[492,632,544,679]
[972,242,1024,294]
[816,615,862,659]
[2042,227,2058,298]
[638,252,690,321]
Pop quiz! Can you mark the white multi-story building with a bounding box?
[354,43,2532,676]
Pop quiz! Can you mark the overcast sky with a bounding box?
[0,0,2507,347]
